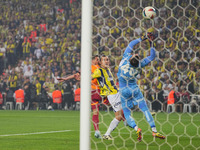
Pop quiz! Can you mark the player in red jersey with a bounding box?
[91,55,102,138]
[58,55,103,138]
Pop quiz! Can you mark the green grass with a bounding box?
[0,110,199,150]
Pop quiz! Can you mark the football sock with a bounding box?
[92,114,99,131]
[122,106,137,128]
[105,118,120,136]
[152,127,157,133]
[134,126,138,131]
[139,100,156,128]
[95,130,100,134]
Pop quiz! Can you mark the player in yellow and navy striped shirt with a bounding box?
[91,63,118,96]
[92,55,126,140]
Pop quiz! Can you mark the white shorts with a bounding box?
[107,92,122,112]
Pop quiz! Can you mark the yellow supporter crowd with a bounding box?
[0,0,199,111]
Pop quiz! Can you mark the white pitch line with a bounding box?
[0,130,72,137]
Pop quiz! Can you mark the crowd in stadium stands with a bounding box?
[0,0,199,112]
[0,0,80,110]
[93,0,200,112]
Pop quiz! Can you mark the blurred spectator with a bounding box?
[38,68,46,86]
[8,71,18,92]
[23,77,33,109]
[42,48,50,58]
[29,84,37,110]
[24,66,33,80]
[62,80,74,110]
[0,92,4,109]
[6,40,16,66]
[35,78,42,96]
[23,60,33,73]
[194,78,200,95]
[30,43,37,55]
[174,91,183,112]
[5,87,15,108]
[180,87,190,104]
[39,86,52,110]
[0,43,6,74]
[162,79,173,99]
[51,61,60,74]
[34,45,44,59]
[167,89,179,112]
[15,62,23,73]
[53,71,60,84]
[29,26,38,43]
[14,87,25,110]
[52,85,62,110]
[185,78,195,94]
[48,78,55,94]
[22,36,31,58]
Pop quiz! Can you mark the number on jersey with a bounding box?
[121,64,138,76]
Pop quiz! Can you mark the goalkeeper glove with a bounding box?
[140,34,147,41]
[147,33,157,47]
[147,32,156,41]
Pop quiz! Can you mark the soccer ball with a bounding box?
[143,6,156,19]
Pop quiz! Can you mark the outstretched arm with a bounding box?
[124,38,142,55]
[141,47,156,68]
[57,73,80,82]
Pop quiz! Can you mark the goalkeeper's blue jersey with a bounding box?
[117,38,156,88]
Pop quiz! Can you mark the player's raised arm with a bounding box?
[123,33,150,55]
[140,32,157,68]
[124,38,142,54]
[141,47,156,68]
[125,31,158,54]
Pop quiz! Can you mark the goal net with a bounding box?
[90,0,200,149]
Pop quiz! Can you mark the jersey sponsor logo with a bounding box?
[99,81,104,87]
[114,101,121,108]
[109,77,113,81]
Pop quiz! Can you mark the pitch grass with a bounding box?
[0,111,199,150]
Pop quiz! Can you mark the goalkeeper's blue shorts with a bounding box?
[119,85,143,108]
[119,85,155,128]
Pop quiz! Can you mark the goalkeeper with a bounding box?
[117,33,165,142]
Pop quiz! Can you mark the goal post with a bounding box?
[80,0,93,149]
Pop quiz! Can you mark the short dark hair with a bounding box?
[92,55,99,60]
[130,56,139,67]
[99,55,107,61]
